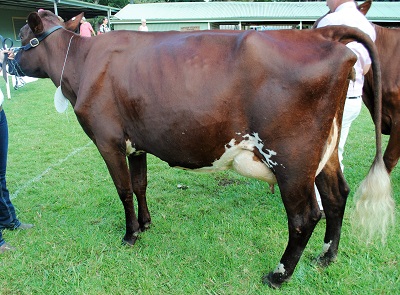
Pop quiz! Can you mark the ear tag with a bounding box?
[54,86,69,113]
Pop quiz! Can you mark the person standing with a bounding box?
[0,49,34,253]
[98,17,111,35]
[80,17,96,37]
[315,0,376,212]
[138,18,149,32]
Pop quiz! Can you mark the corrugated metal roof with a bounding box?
[0,0,119,19]
[113,2,399,23]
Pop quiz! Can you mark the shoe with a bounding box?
[16,223,34,230]
[0,242,16,253]
[1,221,34,231]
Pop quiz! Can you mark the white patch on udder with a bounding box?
[316,118,338,176]
[233,150,276,184]
[194,133,278,185]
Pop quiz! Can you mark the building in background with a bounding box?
[112,2,400,32]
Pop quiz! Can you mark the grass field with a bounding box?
[0,78,398,294]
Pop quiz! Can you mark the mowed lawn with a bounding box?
[0,78,398,294]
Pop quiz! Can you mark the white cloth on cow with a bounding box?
[54,86,69,113]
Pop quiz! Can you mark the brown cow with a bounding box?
[7,10,393,288]
[358,0,400,173]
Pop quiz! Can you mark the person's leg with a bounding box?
[315,184,324,210]
[0,230,4,247]
[0,109,20,230]
[338,97,363,171]
[0,109,17,253]
[0,110,17,227]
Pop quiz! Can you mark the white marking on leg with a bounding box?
[126,139,136,156]
[273,263,286,274]
[126,139,145,156]
[322,240,332,255]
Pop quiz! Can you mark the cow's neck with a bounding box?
[49,31,88,107]
[55,33,78,107]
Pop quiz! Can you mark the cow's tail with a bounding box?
[353,157,394,243]
[320,25,395,243]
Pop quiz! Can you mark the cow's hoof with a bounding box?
[262,272,289,289]
[314,253,337,267]
[262,273,281,289]
[122,232,139,246]
[140,222,151,232]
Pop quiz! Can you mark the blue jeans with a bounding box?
[0,108,20,246]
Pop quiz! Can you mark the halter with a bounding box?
[19,25,63,51]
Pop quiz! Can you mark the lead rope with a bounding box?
[60,35,74,86]
[59,35,74,121]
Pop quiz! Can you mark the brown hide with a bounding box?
[12,9,390,289]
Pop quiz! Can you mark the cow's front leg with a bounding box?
[262,182,320,288]
[128,152,151,231]
[97,143,141,246]
[119,187,141,246]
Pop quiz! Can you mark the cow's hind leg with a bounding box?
[315,158,349,266]
[262,181,320,288]
[383,127,400,173]
[128,153,151,231]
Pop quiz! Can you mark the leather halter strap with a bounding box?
[19,25,63,51]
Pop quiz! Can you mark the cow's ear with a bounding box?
[64,12,84,32]
[358,0,372,16]
[27,12,44,35]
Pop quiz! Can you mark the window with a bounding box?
[12,17,27,41]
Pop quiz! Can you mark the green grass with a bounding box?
[0,79,399,294]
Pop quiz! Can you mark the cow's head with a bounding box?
[9,10,83,78]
